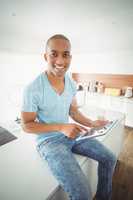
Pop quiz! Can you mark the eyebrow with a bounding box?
[50,50,70,54]
[64,51,71,54]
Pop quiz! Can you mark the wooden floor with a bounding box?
[112,127,133,200]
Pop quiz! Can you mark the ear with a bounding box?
[44,53,47,62]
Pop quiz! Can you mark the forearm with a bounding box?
[70,109,93,127]
[21,121,61,134]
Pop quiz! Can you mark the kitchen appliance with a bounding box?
[104,88,121,96]
[125,87,133,98]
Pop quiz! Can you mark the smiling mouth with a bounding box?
[55,66,65,72]
[55,66,64,69]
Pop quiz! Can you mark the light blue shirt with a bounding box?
[22,72,77,143]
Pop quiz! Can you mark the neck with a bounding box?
[46,70,64,82]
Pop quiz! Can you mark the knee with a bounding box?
[105,151,117,168]
[109,152,116,164]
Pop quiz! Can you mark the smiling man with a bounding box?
[21,34,116,200]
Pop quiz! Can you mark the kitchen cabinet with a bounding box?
[82,92,133,127]
[124,101,133,127]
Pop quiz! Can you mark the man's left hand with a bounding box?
[91,120,109,129]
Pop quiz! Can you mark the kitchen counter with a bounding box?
[77,90,133,99]
[0,107,125,200]
[86,91,133,102]
[77,91,133,127]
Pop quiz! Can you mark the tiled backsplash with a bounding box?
[72,73,133,89]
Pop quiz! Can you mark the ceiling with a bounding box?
[0,0,133,54]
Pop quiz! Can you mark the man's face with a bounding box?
[44,38,72,77]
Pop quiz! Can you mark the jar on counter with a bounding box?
[97,82,104,93]
[88,80,97,92]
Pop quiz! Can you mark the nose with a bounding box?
[55,55,64,66]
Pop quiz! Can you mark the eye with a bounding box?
[50,52,57,57]
[63,52,70,58]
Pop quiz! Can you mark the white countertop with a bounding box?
[77,90,133,104]
[89,92,133,103]
[0,107,125,200]
[0,128,88,200]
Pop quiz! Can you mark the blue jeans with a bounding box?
[37,133,116,200]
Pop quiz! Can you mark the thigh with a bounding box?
[72,138,116,163]
[37,138,91,199]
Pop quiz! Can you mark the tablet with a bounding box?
[76,120,118,141]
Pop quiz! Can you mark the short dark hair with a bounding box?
[45,34,71,52]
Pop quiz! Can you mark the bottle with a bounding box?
[97,82,104,93]
[95,81,99,92]
[89,80,97,92]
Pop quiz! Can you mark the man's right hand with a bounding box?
[59,123,88,139]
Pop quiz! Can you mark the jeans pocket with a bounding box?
[37,134,65,157]
[37,138,51,151]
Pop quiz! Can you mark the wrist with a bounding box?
[55,124,63,132]
[47,124,62,132]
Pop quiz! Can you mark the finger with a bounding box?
[75,127,83,134]
[71,131,78,138]
[76,126,88,134]
[101,121,109,125]
[96,120,109,126]
[77,124,88,132]
[101,120,109,124]
[67,132,76,139]
[75,126,85,133]
[81,126,88,131]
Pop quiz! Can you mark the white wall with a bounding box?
[71,51,133,74]
[1,0,133,122]
[1,48,133,122]
[0,51,45,122]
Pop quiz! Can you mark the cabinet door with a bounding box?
[85,93,133,127]
[49,187,69,200]
[125,102,133,127]
[109,97,126,113]
[86,93,103,107]
[103,119,125,157]
[101,95,112,110]
[82,159,98,197]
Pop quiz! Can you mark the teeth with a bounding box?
[56,67,64,69]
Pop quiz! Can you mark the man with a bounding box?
[21,34,116,200]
